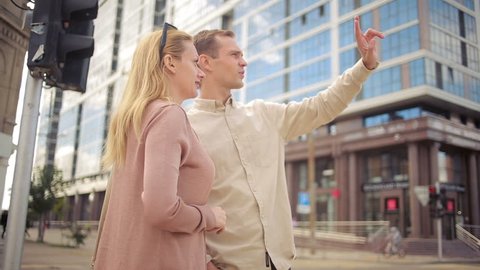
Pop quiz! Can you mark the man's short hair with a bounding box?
[194,29,235,58]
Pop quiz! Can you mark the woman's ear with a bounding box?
[198,54,212,72]
[163,55,176,73]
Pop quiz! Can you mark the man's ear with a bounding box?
[198,54,212,72]
[163,55,176,73]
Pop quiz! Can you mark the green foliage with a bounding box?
[52,197,66,219]
[29,165,64,216]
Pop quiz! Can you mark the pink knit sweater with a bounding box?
[94,100,216,270]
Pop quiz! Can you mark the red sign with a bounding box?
[446,199,455,213]
[331,188,341,199]
[385,197,399,212]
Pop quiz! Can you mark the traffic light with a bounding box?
[27,0,98,93]
[428,185,443,218]
[27,0,63,81]
[428,185,438,204]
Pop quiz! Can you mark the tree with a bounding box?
[29,165,64,242]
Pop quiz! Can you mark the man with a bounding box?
[188,16,384,270]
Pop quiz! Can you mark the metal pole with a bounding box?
[2,74,43,270]
[434,181,443,261]
[436,218,443,260]
[307,132,316,255]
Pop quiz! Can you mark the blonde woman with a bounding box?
[92,23,226,270]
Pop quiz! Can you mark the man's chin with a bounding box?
[231,82,244,90]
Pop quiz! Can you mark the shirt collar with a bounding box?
[193,96,236,112]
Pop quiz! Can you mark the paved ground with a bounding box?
[0,228,478,269]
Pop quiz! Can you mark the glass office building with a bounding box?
[34,0,480,239]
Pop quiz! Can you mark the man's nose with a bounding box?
[240,58,247,66]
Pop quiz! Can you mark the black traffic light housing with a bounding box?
[27,0,98,93]
[428,184,450,218]
[428,185,438,204]
[428,185,442,218]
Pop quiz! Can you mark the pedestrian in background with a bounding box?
[188,16,383,270]
[1,210,8,239]
[92,23,226,270]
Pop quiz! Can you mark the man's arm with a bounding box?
[261,16,384,140]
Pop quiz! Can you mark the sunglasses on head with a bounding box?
[159,22,178,59]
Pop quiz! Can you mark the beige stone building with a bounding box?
[0,0,29,208]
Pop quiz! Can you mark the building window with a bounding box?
[222,10,233,30]
[409,58,425,87]
[339,0,373,15]
[340,48,361,73]
[438,149,466,184]
[381,25,420,61]
[363,106,451,127]
[79,194,91,220]
[153,0,166,27]
[297,162,308,191]
[364,192,381,221]
[327,123,337,135]
[301,14,307,25]
[435,62,443,89]
[360,65,402,100]
[379,0,418,32]
[316,193,337,221]
[315,158,335,188]
[363,149,408,184]
[289,2,330,36]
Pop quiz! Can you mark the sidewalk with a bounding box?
[2,228,479,270]
[295,246,480,264]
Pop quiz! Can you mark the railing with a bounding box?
[43,220,100,229]
[456,224,480,252]
[294,220,390,249]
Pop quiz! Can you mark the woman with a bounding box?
[92,24,226,270]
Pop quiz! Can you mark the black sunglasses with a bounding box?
[159,22,178,59]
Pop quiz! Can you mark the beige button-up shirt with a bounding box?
[187,60,373,270]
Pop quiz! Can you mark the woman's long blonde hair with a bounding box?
[103,28,192,168]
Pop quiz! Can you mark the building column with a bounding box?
[429,142,441,237]
[468,154,479,225]
[408,143,421,237]
[335,153,348,221]
[285,162,297,218]
[348,152,359,221]
[73,192,81,222]
[91,190,100,221]
[286,162,294,201]
[429,142,440,184]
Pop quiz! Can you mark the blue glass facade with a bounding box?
[227,0,480,111]
[75,90,108,178]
